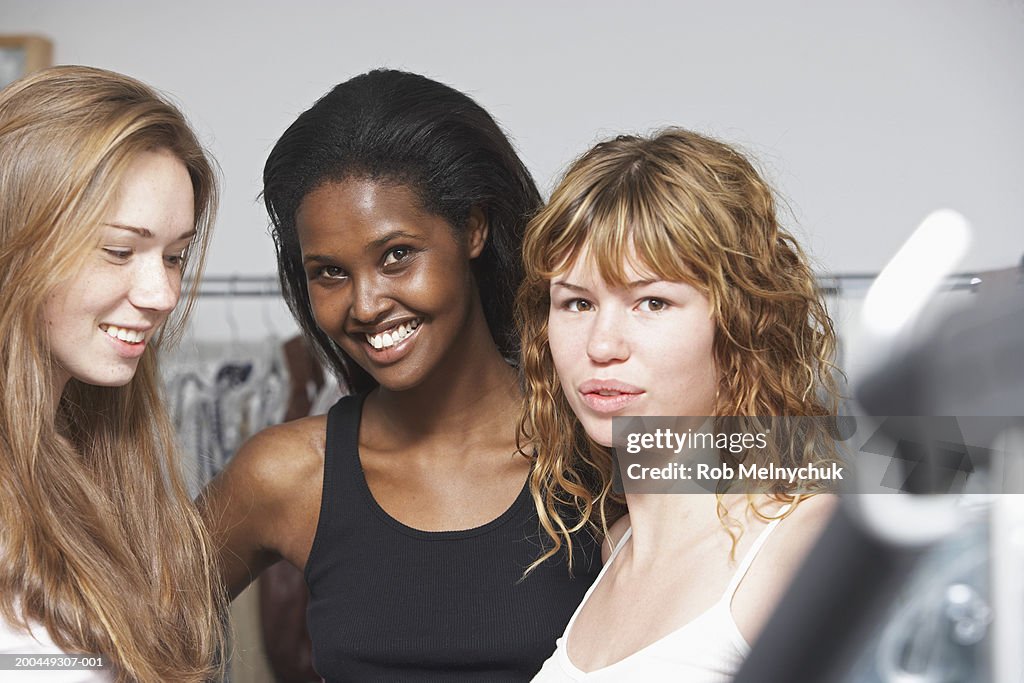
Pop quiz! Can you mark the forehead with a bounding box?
[552,239,697,289]
[556,245,654,284]
[295,178,459,260]
[107,149,195,236]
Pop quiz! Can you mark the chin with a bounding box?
[370,368,426,393]
[77,364,141,388]
[579,418,614,449]
[83,375,137,388]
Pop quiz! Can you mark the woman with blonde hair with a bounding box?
[519,129,841,681]
[0,66,225,681]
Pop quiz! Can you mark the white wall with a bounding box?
[3,0,1022,312]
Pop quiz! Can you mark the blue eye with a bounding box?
[164,252,186,269]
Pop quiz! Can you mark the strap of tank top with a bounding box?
[608,526,633,564]
[322,392,365,501]
[721,503,793,601]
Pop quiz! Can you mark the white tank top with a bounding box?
[532,506,791,682]
[0,613,114,682]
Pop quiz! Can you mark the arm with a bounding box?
[197,417,325,600]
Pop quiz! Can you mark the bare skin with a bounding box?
[576,494,835,672]
[198,179,529,599]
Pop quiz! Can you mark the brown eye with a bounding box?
[383,246,413,266]
[566,299,593,312]
[640,298,668,312]
[313,265,347,281]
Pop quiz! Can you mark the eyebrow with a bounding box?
[552,279,659,292]
[105,222,196,242]
[303,230,427,265]
[365,230,424,251]
[302,253,332,266]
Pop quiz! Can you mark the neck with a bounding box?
[621,492,753,563]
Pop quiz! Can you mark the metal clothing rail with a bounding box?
[190,272,987,298]
[188,275,282,297]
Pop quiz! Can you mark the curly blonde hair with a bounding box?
[517,128,841,570]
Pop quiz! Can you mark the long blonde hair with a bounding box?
[517,129,840,569]
[0,66,225,681]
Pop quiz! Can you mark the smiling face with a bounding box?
[547,250,719,447]
[296,178,486,392]
[43,148,196,393]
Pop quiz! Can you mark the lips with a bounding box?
[353,317,423,365]
[100,324,149,344]
[578,379,645,414]
[363,318,421,350]
[99,324,150,359]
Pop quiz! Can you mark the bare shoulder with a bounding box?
[772,493,837,545]
[225,415,327,494]
[198,414,328,597]
[731,494,838,642]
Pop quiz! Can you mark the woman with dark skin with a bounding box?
[200,69,599,681]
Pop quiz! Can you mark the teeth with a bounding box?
[598,390,620,396]
[365,319,420,350]
[102,325,145,344]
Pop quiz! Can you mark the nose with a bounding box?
[349,274,392,324]
[586,307,630,364]
[129,257,180,313]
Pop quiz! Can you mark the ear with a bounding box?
[466,206,489,259]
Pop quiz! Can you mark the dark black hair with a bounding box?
[263,69,542,393]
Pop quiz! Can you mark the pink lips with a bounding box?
[578,379,644,414]
[101,328,148,359]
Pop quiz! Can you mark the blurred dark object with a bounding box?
[858,264,1024,418]
[259,562,320,683]
[735,260,1023,683]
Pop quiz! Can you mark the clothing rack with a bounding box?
[190,275,283,297]
[191,273,987,298]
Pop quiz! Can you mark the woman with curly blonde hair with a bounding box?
[520,129,841,681]
[0,66,225,682]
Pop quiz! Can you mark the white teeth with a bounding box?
[102,325,145,344]
[365,319,420,350]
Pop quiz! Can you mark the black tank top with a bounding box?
[304,394,600,682]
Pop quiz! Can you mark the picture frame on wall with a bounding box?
[0,35,53,90]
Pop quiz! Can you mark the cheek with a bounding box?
[546,314,581,378]
[307,289,344,333]
[655,326,717,412]
[410,255,473,310]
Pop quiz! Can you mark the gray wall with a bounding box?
[3,0,1022,335]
